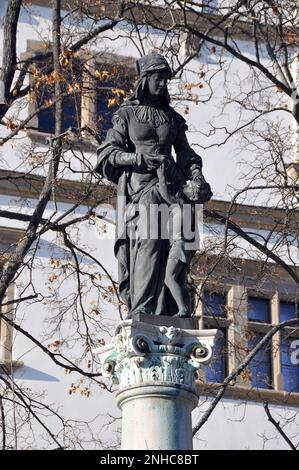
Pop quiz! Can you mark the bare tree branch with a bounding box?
[264,401,297,450]
[0,0,22,109]
[204,208,299,286]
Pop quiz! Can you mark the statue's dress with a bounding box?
[95,101,203,316]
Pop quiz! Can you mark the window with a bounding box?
[202,290,228,383]
[35,59,82,134]
[280,337,299,392]
[279,301,299,392]
[95,63,134,141]
[195,256,299,403]
[247,332,272,389]
[247,297,272,389]
[205,328,227,383]
[203,291,227,318]
[279,301,298,322]
[199,285,299,399]
[27,46,136,138]
[248,297,270,323]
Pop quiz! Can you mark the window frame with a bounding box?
[0,284,15,367]
[0,228,24,373]
[196,283,299,402]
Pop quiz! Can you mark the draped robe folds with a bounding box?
[95,102,203,316]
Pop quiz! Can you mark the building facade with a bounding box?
[0,0,298,449]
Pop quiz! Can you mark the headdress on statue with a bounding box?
[136,53,172,79]
[123,53,172,107]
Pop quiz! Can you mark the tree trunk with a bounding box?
[0,0,22,116]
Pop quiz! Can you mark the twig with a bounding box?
[264,401,297,450]
[1,293,38,307]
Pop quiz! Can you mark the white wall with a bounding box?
[194,397,298,450]
[0,1,297,450]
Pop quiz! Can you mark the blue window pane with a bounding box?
[96,88,116,139]
[281,366,299,393]
[250,362,272,389]
[38,90,81,134]
[248,297,270,323]
[37,87,55,133]
[204,329,226,383]
[37,64,82,133]
[248,335,270,363]
[61,93,81,132]
[248,333,272,389]
[281,339,294,366]
[280,337,299,392]
[95,68,132,140]
[280,302,297,322]
[203,291,226,317]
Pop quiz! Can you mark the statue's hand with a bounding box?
[141,154,166,171]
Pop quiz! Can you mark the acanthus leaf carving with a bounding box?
[93,320,217,391]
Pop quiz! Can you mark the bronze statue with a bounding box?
[95,53,212,318]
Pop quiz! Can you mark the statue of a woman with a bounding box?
[95,53,212,318]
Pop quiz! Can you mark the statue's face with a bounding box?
[147,70,169,99]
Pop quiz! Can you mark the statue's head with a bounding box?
[128,53,172,106]
[136,53,172,79]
